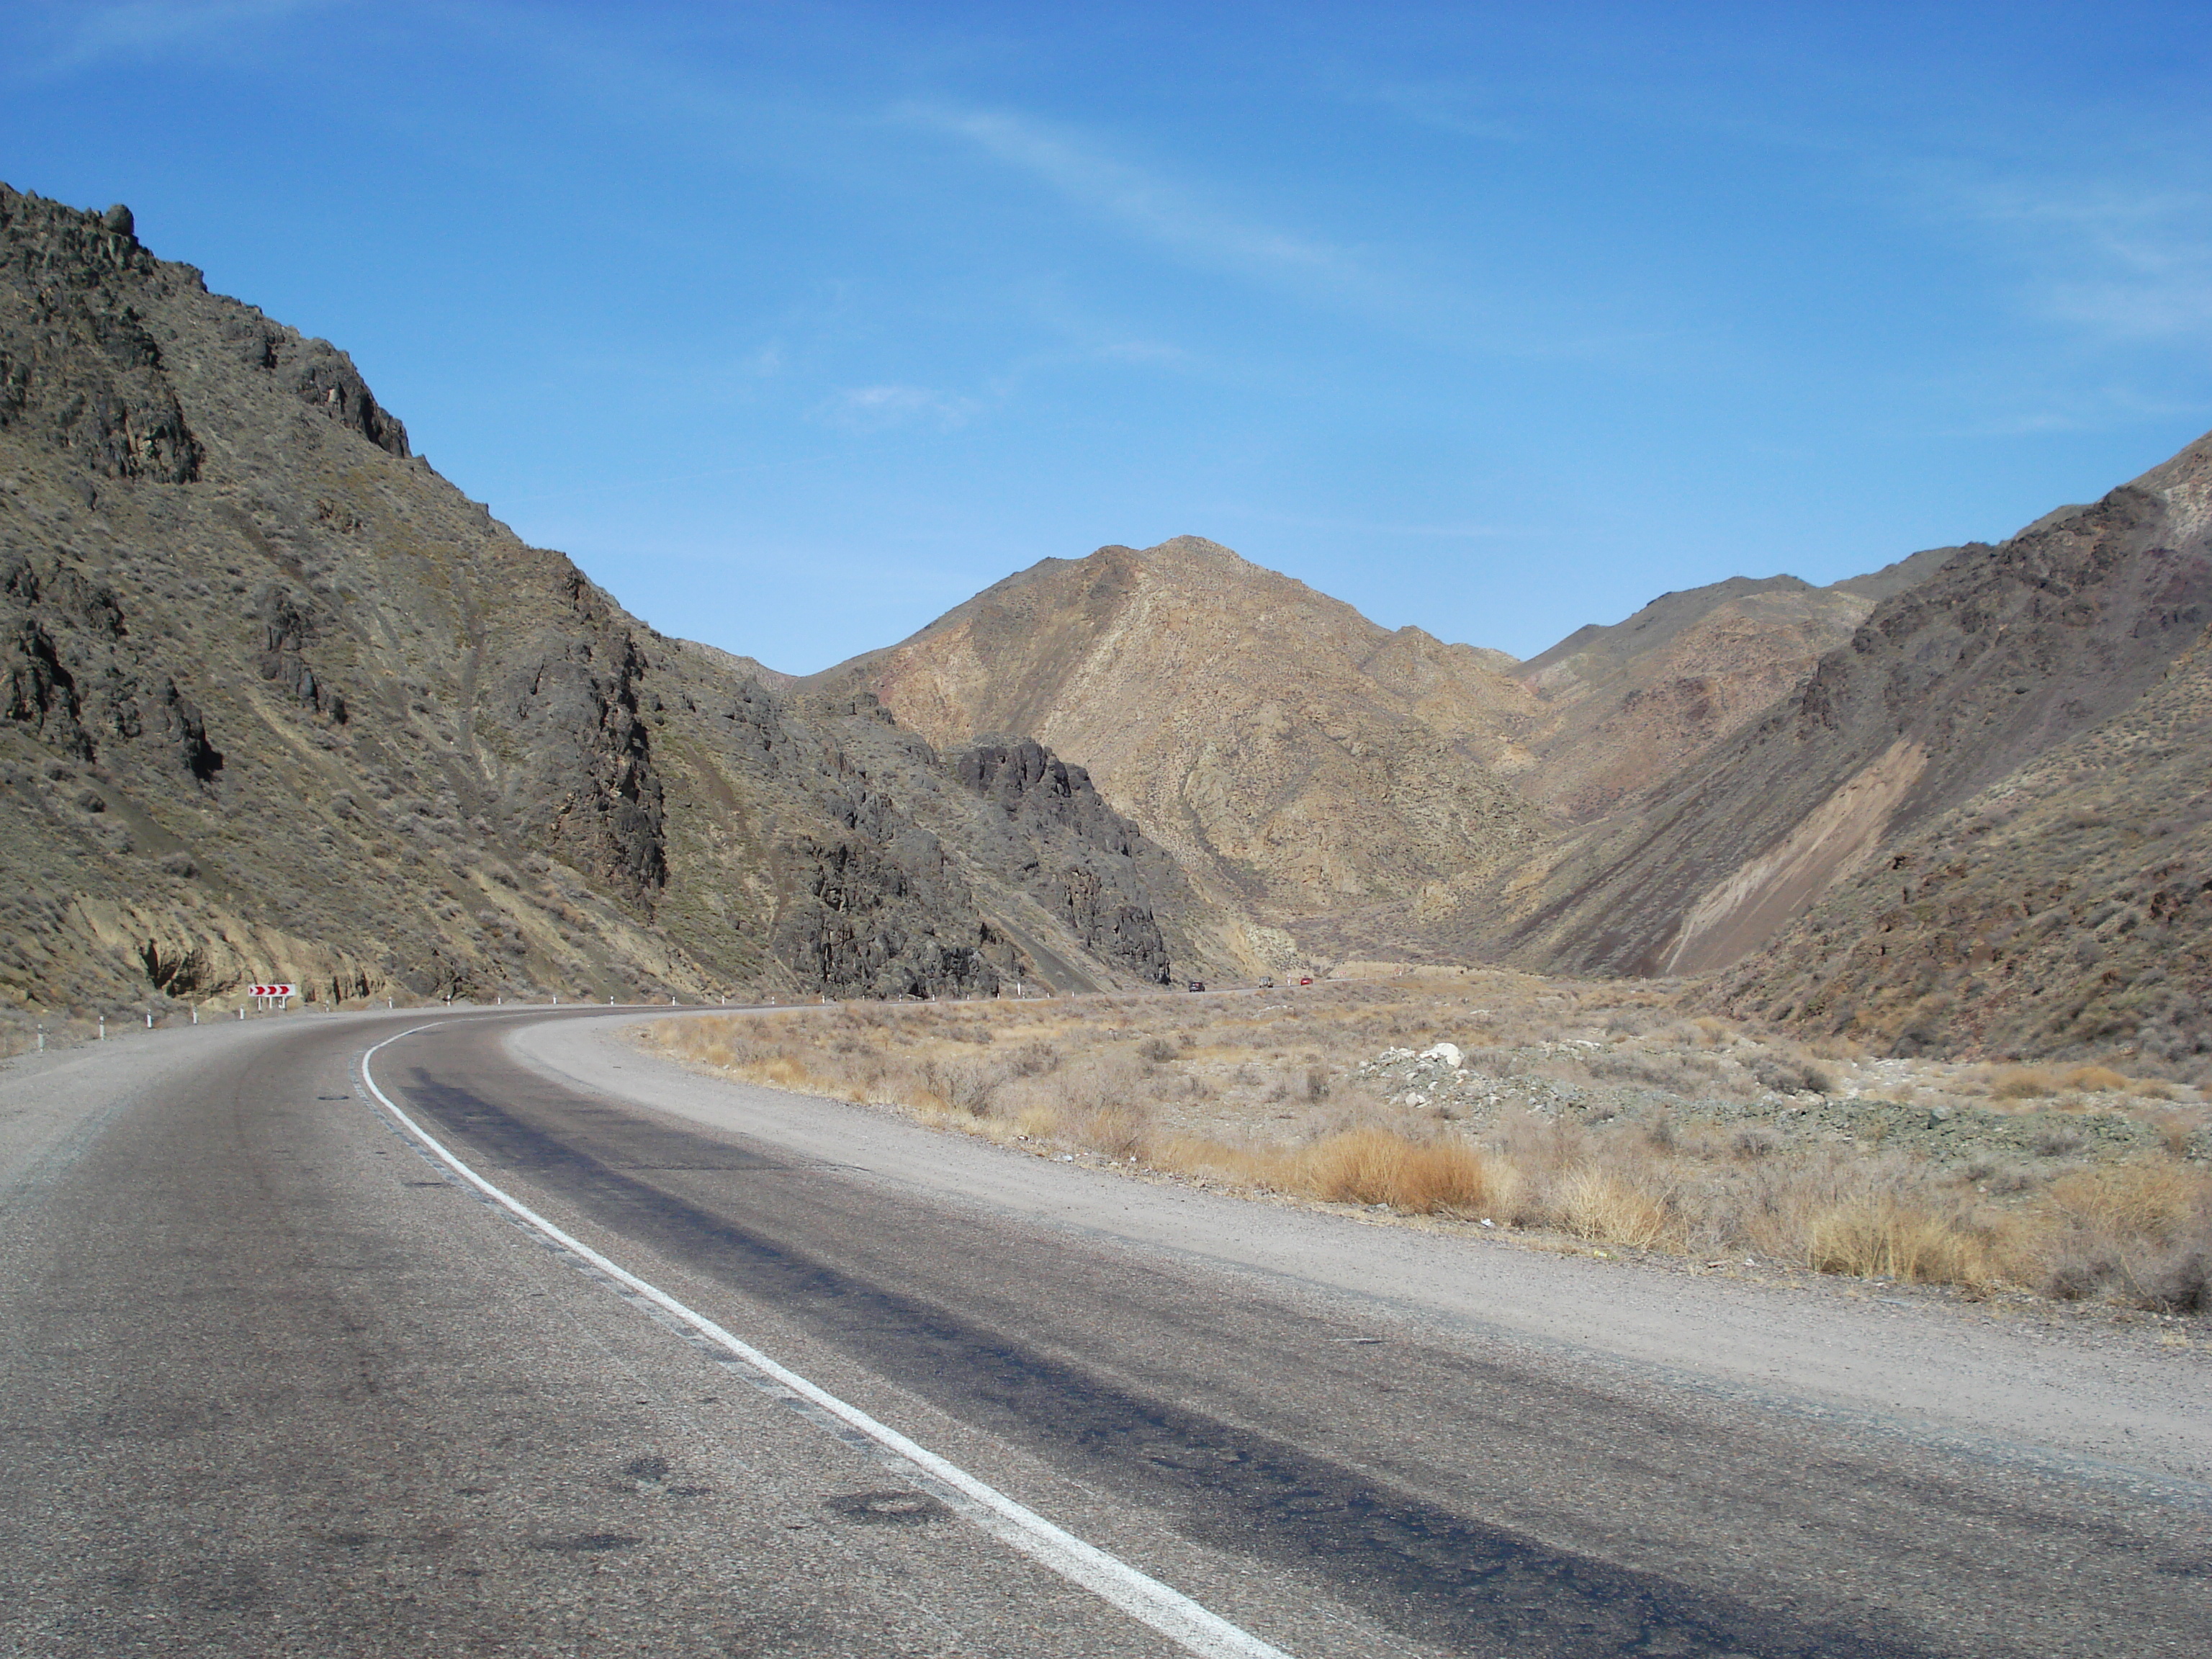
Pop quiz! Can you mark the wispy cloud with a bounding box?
[23,0,336,71]
[1934,169,2212,349]
[1354,81,1524,145]
[813,383,979,432]
[897,100,1682,367]
[1930,383,2212,441]
[899,102,1375,291]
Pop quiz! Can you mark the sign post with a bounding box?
[249,983,297,1011]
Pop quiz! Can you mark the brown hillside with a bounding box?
[1519,576,1878,820]
[1712,617,2212,1070]
[1516,548,1962,822]
[811,537,1549,953]
[1483,431,2212,987]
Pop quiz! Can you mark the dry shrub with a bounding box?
[1806,1199,1988,1285]
[642,988,2212,1313]
[1488,1107,1590,1176]
[1298,1128,1513,1213]
[1732,1125,1781,1159]
[1158,1127,1516,1217]
[1075,1103,1153,1160]
[1006,1040,1062,1077]
[2150,1110,2206,1158]
[2041,1161,2206,1243]
[1557,1167,1676,1251]
[2029,1126,2085,1158]
[2136,1249,2212,1315]
[1589,1050,1722,1091]
[917,1055,1004,1115]
[1045,1052,1154,1159]
[1749,1052,1835,1096]
[2061,1064,2128,1093]
[2009,1161,2212,1308]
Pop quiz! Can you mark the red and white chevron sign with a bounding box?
[249,983,296,998]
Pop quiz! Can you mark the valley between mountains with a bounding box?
[8,181,2210,1092]
[6,179,2212,1659]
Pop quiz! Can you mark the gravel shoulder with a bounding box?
[516,1011,2212,1500]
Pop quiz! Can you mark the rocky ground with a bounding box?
[1352,1031,2208,1172]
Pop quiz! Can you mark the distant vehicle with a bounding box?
[1187,980,1206,992]
[1298,976,1315,986]
[1259,977,1274,989]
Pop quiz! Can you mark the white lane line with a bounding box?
[359,1025,1293,1659]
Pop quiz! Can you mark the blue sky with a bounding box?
[6,2,2212,670]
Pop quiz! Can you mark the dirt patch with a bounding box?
[1663,738,1925,974]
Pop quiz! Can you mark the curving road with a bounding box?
[0,1006,2206,1656]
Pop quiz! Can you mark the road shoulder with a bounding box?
[505,1011,2212,1501]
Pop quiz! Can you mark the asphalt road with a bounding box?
[1,1007,2206,1657]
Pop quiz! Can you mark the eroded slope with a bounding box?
[1490,438,2212,992]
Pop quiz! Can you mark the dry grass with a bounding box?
[1558,1168,1676,1251]
[1806,1199,1992,1285]
[641,971,2211,1312]
[2062,1065,2131,1094]
[2042,1161,2204,1241]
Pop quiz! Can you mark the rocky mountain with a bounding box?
[809,536,1548,963]
[0,184,1210,1015]
[1514,549,1961,822]
[12,179,2203,1069]
[1483,435,2212,1025]
[811,533,1981,974]
[1710,617,2212,1067]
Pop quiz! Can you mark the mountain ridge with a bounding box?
[0,184,1217,1014]
[809,534,1550,957]
[9,180,2208,1074]
[1479,433,2212,996]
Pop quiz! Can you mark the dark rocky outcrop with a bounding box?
[953,739,1173,984]
[0,192,200,485]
